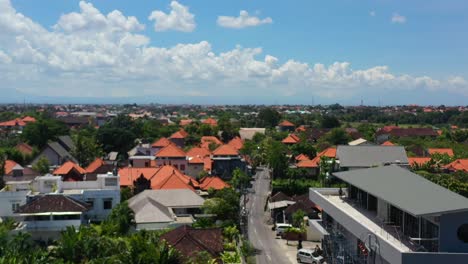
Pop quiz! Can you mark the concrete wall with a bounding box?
[402,252,468,264]
[69,189,120,221]
[156,159,188,173]
[0,190,29,217]
[439,211,468,253]
[32,147,61,166]
[377,199,388,221]
[186,164,203,178]
[136,222,171,230]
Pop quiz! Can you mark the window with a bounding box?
[86,198,95,209]
[180,164,186,171]
[103,198,113,210]
[457,224,468,243]
[105,178,117,186]
[11,203,20,212]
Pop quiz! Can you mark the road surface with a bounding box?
[247,168,293,264]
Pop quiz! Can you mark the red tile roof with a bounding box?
[152,137,172,148]
[381,141,395,146]
[85,158,105,174]
[428,148,454,157]
[203,157,212,171]
[200,176,230,190]
[227,136,244,150]
[150,165,198,191]
[297,159,317,168]
[0,118,26,127]
[212,144,239,156]
[282,134,300,144]
[15,143,33,155]
[170,129,189,139]
[118,167,160,187]
[295,154,310,161]
[155,144,186,158]
[202,118,218,126]
[408,157,432,166]
[279,120,295,127]
[201,136,222,145]
[179,119,193,126]
[160,226,223,260]
[4,160,19,175]
[53,161,86,175]
[186,147,211,158]
[295,125,307,132]
[188,156,204,164]
[307,147,337,168]
[445,159,468,172]
[21,116,36,122]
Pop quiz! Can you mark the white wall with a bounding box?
[0,190,29,217]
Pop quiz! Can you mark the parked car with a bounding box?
[275,223,292,237]
[296,248,324,264]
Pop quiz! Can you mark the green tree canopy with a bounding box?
[257,108,281,128]
[22,119,69,148]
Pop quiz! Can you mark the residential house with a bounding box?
[309,165,468,264]
[0,116,35,133]
[227,136,244,150]
[53,161,86,181]
[202,117,218,126]
[428,148,454,157]
[297,147,336,176]
[15,142,34,156]
[169,129,188,148]
[128,189,205,230]
[151,137,172,155]
[199,176,230,191]
[200,136,222,149]
[186,156,205,178]
[408,157,432,167]
[160,225,224,261]
[336,145,409,170]
[278,120,295,132]
[211,144,246,179]
[445,159,468,172]
[154,144,188,172]
[3,160,38,179]
[179,119,193,126]
[31,135,77,167]
[15,195,90,239]
[282,134,300,145]
[295,154,310,162]
[85,158,114,181]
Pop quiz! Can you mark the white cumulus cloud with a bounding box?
[217,10,272,29]
[0,0,466,100]
[391,13,406,24]
[148,1,195,32]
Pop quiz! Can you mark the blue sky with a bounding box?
[1,0,467,105]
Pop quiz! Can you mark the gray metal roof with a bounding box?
[333,165,468,216]
[336,145,408,168]
[129,196,173,223]
[128,189,205,208]
[48,141,77,162]
[58,135,74,151]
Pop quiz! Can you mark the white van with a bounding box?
[296,248,324,263]
[275,223,292,237]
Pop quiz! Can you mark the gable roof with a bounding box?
[4,160,23,175]
[201,136,222,146]
[128,189,205,208]
[160,225,223,259]
[118,167,159,187]
[297,159,317,168]
[58,135,74,151]
[21,116,36,122]
[53,161,86,175]
[179,119,193,126]
[0,118,26,127]
[155,144,186,158]
[408,157,432,166]
[186,147,211,158]
[428,148,454,157]
[151,165,199,191]
[333,165,468,216]
[188,156,204,164]
[336,145,408,168]
[279,120,295,127]
[129,196,174,224]
[15,143,33,155]
[445,159,468,172]
[170,129,188,139]
[16,195,90,214]
[295,154,310,161]
[47,141,76,162]
[270,191,292,203]
[282,134,300,144]
[212,144,239,156]
[151,137,172,148]
[228,136,244,150]
[199,176,230,190]
[85,158,105,174]
[308,147,337,167]
[203,157,212,171]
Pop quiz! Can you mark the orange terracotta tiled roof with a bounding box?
[295,154,310,161]
[204,157,212,171]
[188,156,204,164]
[152,137,172,148]
[151,165,198,191]
[21,116,36,122]
[381,141,395,146]
[15,143,33,155]
[279,120,295,127]
[186,147,211,158]
[428,148,454,157]
[228,136,244,150]
[282,134,300,144]
[4,160,20,175]
[53,161,86,175]
[200,176,230,191]
[445,159,468,172]
[202,117,218,126]
[201,136,222,145]
[118,167,159,187]
[0,118,26,127]
[85,158,105,174]
[307,147,337,168]
[212,144,239,156]
[170,129,189,139]
[297,159,317,168]
[408,157,432,166]
[179,119,193,126]
[380,125,399,133]
[155,144,186,158]
[295,125,306,132]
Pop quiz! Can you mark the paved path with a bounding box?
[247,168,293,264]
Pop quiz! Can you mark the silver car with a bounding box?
[296,248,324,264]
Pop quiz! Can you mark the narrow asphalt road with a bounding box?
[247,168,293,264]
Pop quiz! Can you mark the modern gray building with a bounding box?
[309,165,468,264]
[336,145,409,170]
